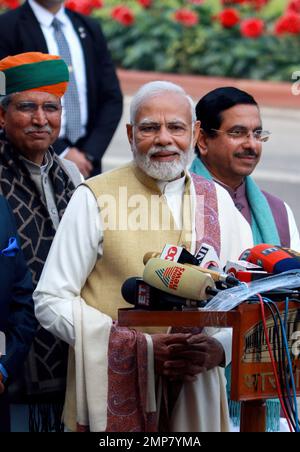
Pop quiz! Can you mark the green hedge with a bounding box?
[92,0,299,81]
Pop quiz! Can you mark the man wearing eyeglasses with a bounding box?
[190,86,300,432]
[34,81,254,432]
[190,86,300,251]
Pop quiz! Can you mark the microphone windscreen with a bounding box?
[143,258,215,300]
[121,277,138,305]
[240,244,300,274]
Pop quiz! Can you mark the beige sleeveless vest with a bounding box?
[81,162,194,319]
[63,162,195,430]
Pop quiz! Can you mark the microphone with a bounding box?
[121,277,208,310]
[225,260,269,282]
[240,244,300,274]
[194,242,221,269]
[143,248,239,286]
[282,247,300,258]
[143,258,217,300]
[143,244,199,266]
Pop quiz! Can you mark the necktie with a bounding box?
[52,17,81,143]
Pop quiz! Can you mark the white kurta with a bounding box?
[33,174,253,431]
[285,203,300,251]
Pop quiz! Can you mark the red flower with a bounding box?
[92,0,103,7]
[187,0,205,4]
[240,18,264,38]
[174,8,199,27]
[218,8,240,28]
[111,6,135,26]
[137,0,152,8]
[65,0,102,15]
[0,0,20,8]
[274,12,300,35]
[287,0,300,14]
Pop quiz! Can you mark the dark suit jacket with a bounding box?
[0,1,123,173]
[0,196,37,432]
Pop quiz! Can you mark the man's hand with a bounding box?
[152,333,192,377]
[159,333,225,382]
[174,333,225,371]
[64,147,93,178]
[0,379,5,395]
[152,333,225,382]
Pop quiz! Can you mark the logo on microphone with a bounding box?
[155,266,185,291]
[160,245,182,262]
[261,247,279,256]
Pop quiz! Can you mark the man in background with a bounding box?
[190,86,300,251]
[0,0,123,177]
[190,86,300,431]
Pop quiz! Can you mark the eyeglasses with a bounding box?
[14,101,62,114]
[134,122,190,137]
[210,128,271,143]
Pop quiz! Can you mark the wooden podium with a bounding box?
[118,302,300,432]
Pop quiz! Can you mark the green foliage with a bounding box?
[92,0,299,81]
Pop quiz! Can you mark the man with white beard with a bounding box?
[33,81,253,432]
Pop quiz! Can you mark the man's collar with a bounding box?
[157,175,186,195]
[132,162,188,195]
[19,149,54,174]
[29,0,67,27]
[213,176,246,197]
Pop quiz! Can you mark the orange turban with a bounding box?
[0,52,69,98]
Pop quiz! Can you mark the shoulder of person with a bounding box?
[66,8,102,33]
[261,189,286,207]
[0,7,21,30]
[60,158,83,187]
[0,5,21,21]
[1,1,33,21]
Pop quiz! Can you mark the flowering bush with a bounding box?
[1,0,299,81]
[90,0,299,81]
[0,0,20,8]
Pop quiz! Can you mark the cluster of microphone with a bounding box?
[121,243,300,310]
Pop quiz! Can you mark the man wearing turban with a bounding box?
[0,51,82,431]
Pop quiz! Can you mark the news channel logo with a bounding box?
[0,331,5,356]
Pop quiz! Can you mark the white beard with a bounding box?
[132,140,194,182]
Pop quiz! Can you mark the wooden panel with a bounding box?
[118,308,237,328]
[118,302,300,401]
[231,302,300,401]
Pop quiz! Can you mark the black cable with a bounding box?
[267,300,296,429]
[263,300,296,430]
[268,300,300,429]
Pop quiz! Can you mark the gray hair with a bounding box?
[129,80,196,124]
[0,94,13,110]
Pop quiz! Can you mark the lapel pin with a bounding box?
[78,27,86,39]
